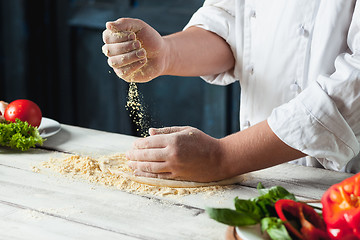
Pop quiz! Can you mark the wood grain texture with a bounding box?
[41,124,138,155]
[0,153,227,239]
[0,124,354,239]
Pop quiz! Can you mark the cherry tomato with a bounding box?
[4,99,42,127]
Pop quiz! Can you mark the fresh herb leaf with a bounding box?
[254,197,275,217]
[257,182,265,190]
[206,207,259,226]
[257,185,296,201]
[0,119,44,151]
[261,217,292,240]
[234,197,263,221]
[207,183,297,229]
[253,185,296,217]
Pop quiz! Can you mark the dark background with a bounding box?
[0,0,240,138]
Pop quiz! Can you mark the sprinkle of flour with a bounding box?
[41,154,228,197]
[31,166,40,173]
[126,82,150,137]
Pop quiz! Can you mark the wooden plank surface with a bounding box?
[0,124,355,239]
[41,124,138,155]
[239,163,353,200]
[0,149,236,239]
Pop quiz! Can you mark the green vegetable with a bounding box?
[256,182,296,201]
[0,119,44,151]
[234,198,263,221]
[206,183,296,226]
[261,217,292,240]
[206,183,296,239]
[206,207,259,226]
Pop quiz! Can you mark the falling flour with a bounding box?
[126,82,150,137]
[41,154,228,197]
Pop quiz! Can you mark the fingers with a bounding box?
[112,59,147,81]
[102,18,159,82]
[103,26,148,81]
[103,18,146,44]
[126,148,167,161]
[105,43,147,81]
[149,126,190,136]
[102,29,135,44]
[106,18,145,34]
[132,134,169,149]
[132,170,174,180]
[128,160,168,173]
[107,48,146,68]
[102,40,141,57]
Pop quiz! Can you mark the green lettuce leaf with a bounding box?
[0,119,44,151]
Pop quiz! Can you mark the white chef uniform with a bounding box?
[184,0,360,173]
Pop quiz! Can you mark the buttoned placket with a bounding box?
[294,1,319,95]
[289,80,301,94]
[241,2,256,130]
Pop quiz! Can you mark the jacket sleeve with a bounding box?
[183,0,238,85]
[268,3,360,171]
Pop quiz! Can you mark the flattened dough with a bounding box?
[98,155,244,188]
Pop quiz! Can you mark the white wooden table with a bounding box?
[0,124,354,239]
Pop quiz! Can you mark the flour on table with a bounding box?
[31,166,41,173]
[22,207,81,221]
[41,154,233,196]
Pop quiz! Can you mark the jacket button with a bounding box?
[246,65,254,75]
[297,25,308,37]
[242,120,251,129]
[290,83,300,92]
[249,9,256,18]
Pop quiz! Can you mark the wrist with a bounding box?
[215,137,240,179]
[161,35,177,76]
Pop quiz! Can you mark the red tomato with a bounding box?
[4,99,42,127]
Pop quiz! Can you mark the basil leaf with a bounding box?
[258,185,296,201]
[257,182,265,190]
[261,217,292,240]
[234,197,263,221]
[206,207,259,226]
[207,184,298,233]
[254,197,275,217]
[269,186,296,201]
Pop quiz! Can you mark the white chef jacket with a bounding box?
[184,0,360,173]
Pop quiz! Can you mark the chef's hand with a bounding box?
[102,18,167,82]
[126,126,230,183]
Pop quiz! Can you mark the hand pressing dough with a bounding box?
[97,155,244,188]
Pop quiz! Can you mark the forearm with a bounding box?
[162,27,235,77]
[218,120,306,177]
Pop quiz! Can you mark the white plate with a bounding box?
[38,117,61,138]
[236,224,268,240]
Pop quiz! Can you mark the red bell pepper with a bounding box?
[275,199,329,240]
[321,172,360,240]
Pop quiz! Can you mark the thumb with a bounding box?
[106,18,144,33]
[149,126,190,136]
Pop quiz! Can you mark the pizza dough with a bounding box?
[42,153,241,196]
[97,155,244,188]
